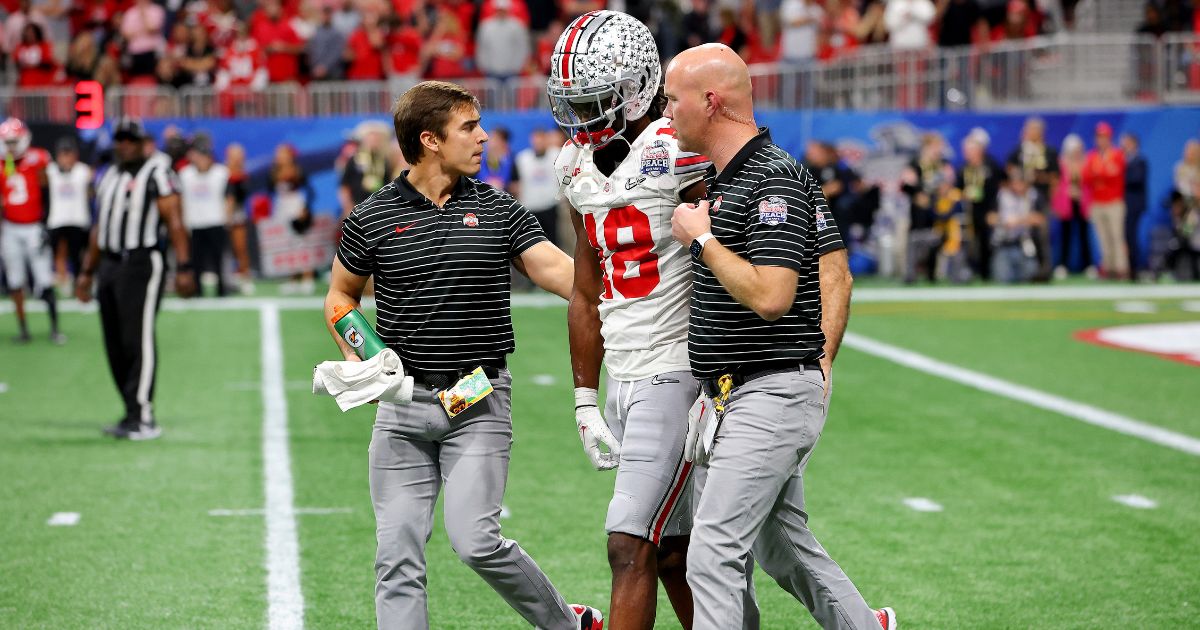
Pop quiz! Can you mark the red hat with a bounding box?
[1095,121,1113,137]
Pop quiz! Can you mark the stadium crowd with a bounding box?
[0,0,1108,89]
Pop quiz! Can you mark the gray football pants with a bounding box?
[369,371,578,630]
[689,368,878,630]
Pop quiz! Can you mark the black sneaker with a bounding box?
[103,420,162,441]
[12,332,31,344]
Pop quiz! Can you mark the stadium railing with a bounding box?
[2,34,1197,122]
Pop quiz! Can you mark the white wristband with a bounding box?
[574,387,598,409]
[695,232,715,248]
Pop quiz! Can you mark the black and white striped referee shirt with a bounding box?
[337,172,547,372]
[95,152,179,253]
[689,129,844,379]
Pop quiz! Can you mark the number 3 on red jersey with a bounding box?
[583,205,661,300]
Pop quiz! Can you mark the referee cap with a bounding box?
[113,116,148,142]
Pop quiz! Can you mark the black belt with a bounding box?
[407,363,505,390]
[698,363,822,398]
[102,248,157,262]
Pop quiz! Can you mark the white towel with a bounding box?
[312,348,415,412]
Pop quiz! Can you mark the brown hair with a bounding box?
[392,81,481,165]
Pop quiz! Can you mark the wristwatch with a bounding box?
[690,232,715,260]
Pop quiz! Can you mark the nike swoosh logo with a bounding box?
[651,375,680,385]
[394,222,418,234]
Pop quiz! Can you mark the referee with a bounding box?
[665,45,893,629]
[324,81,600,630]
[76,117,196,440]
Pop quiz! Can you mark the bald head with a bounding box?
[666,44,754,120]
[664,44,758,158]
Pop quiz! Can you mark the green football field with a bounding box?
[2,285,1198,629]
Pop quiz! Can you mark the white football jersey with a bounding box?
[558,117,710,381]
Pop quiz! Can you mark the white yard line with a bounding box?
[843,332,1200,458]
[260,304,304,630]
[1111,494,1158,509]
[901,498,943,512]
[46,512,81,526]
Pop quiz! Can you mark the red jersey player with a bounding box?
[0,117,63,344]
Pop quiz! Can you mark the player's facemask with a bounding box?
[550,88,629,150]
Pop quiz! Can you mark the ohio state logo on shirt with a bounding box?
[462,213,479,227]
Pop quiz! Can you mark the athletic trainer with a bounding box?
[324,81,603,630]
[664,44,895,630]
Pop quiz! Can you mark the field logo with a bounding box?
[758,197,788,225]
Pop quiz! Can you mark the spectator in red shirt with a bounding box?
[217,22,268,89]
[344,7,387,80]
[13,23,60,86]
[1082,122,1129,279]
[250,0,304,83]
[387,16,423,79]
[420,8,469,79]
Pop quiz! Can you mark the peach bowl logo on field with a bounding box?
[1074,322,1200,367]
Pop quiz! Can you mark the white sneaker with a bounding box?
[1084,266,1099,280]
[1053,265,1068,280]
[280,281,297,295]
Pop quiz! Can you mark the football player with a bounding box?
[550,11,710,629]
[0,117,63,344]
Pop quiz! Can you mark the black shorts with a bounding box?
[51,226,89,271]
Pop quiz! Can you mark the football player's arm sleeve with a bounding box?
[672,149,711,202]
[567,206,604,390]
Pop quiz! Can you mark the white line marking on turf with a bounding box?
[210,508,353,517]
[46,512,80,526]
[261,304,304,630]
[1111,494,1158,509]
[531,374,556,386]
[902,498,943,512]
[1114,300,1158,314]
[844,332,1200,457]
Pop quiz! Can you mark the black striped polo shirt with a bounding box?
[688,128,845,379]
[337,171,547,371]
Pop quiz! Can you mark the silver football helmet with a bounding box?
[547,10,662,149]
